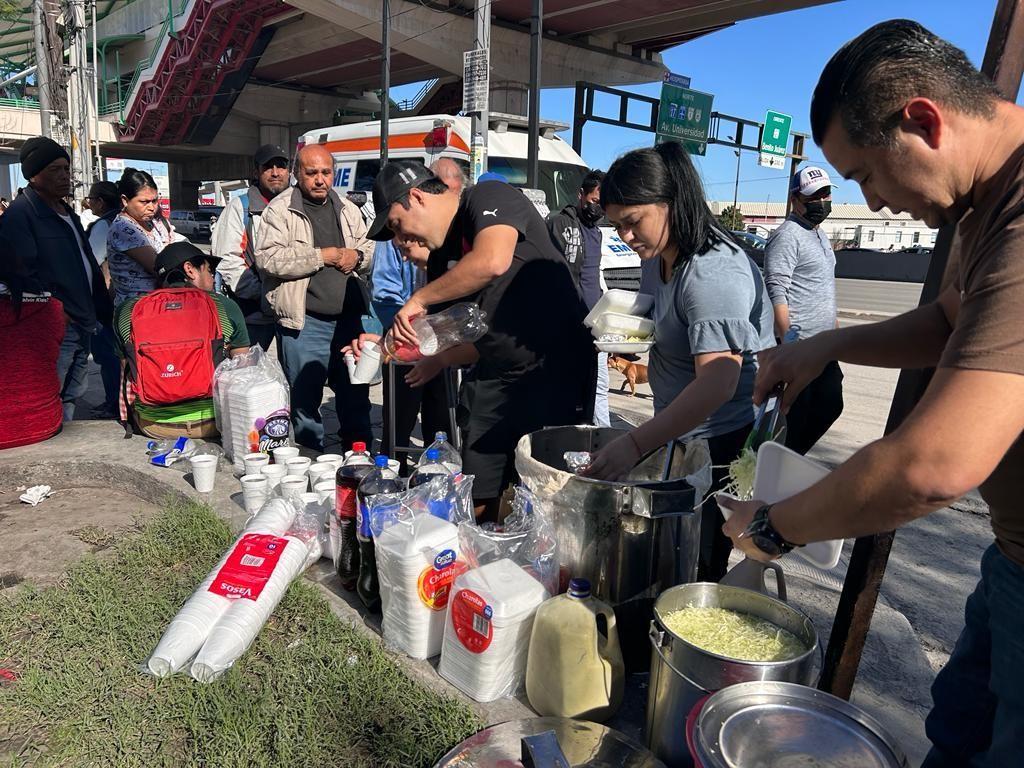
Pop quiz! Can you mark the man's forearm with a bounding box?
[773,304,790,339]
[816,301,951,370]
[438,343,479,368]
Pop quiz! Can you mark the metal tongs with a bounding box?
[743,383,787,453]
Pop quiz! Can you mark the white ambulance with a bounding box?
[295,114,639,288]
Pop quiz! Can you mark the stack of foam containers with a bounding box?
[223,372,289,474]
[376,515,460,659]
[438,558,550,702]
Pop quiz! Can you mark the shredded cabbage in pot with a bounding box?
[662,605,806,662]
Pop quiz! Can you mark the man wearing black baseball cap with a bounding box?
[362,161,595,520]
[213,143,291,350]
[114,241,249,438]
[0,135,111,421]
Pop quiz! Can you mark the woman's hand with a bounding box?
[405,356,444,388]
[580,433,643,480]
[342,332,381,361]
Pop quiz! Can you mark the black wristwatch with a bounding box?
[743,504,801,557]
[353,251,365,272]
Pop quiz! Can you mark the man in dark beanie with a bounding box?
[0,135,112,421]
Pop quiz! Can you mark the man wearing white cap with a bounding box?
[763,165,843,454]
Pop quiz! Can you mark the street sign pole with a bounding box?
[467,0,490,184]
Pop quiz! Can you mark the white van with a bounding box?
[296,114,639,285]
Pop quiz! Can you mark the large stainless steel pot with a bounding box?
[515,426,710,670]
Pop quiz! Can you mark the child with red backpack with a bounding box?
[116,242,250,438]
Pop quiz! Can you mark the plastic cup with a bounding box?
[240,474,270,515]
[272,446,299,464]
[242,452,270,475]
[314,479,335,504]
[260,464,287,489]
[285,456,312,478]
[351,342,382,384]
[190,455,218,493]
[278,475,307,502]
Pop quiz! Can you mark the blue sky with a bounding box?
[535,0,1008,205]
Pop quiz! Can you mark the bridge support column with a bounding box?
[168,162,200,209]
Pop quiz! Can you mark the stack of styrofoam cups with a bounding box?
[190,455,218,493]
[272,446,299,465]
[278,475,307,502]
[377,515,461,659]
[223,372,290,474]
[308,461,335,488]
[240,474,270,515]
[242,452,270,476]
[260,464,287,489]
[438,559,550,702]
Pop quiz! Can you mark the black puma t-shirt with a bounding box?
[432,181,592,381]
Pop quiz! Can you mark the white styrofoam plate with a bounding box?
[717,441,843,570]
[595,341,654,354]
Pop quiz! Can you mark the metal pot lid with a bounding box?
[432,717,666,768]
[693,682,908,768]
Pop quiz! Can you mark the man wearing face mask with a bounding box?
[763,166,843,454]
[547,170,610,425]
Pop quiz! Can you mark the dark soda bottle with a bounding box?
[356,454,403,613]
[333,441,373,590]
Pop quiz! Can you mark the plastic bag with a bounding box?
[213,346,292,473]
[368,475,475,659]
[457,485,559,596]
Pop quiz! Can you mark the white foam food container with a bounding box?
[591,311,655,340]
[584,289,654,328]
[438,558,549,702]
[595,340,654,355]
[719,441,842,570]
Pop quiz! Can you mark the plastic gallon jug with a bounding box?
[438,558,550,702]
[525,578,625,722]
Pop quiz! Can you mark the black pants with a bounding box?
[382,364,456,475]
[699,422,753,582]
[784,360,844,456]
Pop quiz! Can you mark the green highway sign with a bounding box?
[758,110,792,169]
[656,73,713,156]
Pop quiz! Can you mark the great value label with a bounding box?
[417,550,467,611]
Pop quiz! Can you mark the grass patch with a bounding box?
[0,499,481,767]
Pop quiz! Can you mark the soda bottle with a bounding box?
[409,447,456,520]
[356,454,403,612]
[381,303,488,362]
[333,441,374,590]
[421,431,462,473]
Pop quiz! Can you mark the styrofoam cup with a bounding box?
[240,474,270,515]
[317,453,344,469]
[278,475,307,502]
[351,342,382,384]
[285,456,312,477]
[190,455,218,493]
[272,446,300,464]
[242,452,270,475]
[313,480,335,504]
[308,461,334,487]
[260,464,287,489]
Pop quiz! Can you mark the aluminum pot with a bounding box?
[646,583,818,768]
[515,426,708,671]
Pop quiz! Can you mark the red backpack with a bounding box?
[125,288,225,406]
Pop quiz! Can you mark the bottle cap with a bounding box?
[374,454,389,468]
[434,431,447,441]
[352,441,367,452]
[568,578,591,598]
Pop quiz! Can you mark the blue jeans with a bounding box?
[594,352,610,427]
[90,324,122,413]
[922,544,1024,767]
[277,311,372,452]
[56,321,93,422]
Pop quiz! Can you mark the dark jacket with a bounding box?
[0,186,112,330]
[546,204,586,288]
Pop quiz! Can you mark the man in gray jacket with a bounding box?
[213,144,291,350]
[255,144,374,452]
[763,165,843,454]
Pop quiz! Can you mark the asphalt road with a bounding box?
[836,278,923,317]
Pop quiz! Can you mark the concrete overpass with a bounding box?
[0,0,836,206]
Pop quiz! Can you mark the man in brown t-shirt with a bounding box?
[717,20,1024,767]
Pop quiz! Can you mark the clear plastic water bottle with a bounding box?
[421,431,462,473]
[382,303,488,362]
[355,455,403,613]
[409,447,456,520]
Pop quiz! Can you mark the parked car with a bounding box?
[168,207,223,240]
[898,244,932,255]
[731,230,767,268]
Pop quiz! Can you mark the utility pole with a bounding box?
[728,134,741,228]
[470,0,490,183]
[33,0,52,137]
[526,0,542,190]
[380,0,390,163]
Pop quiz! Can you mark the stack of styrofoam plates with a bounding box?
[376,515,461,659]
[225,375,290,474]
[438,558,550,702]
